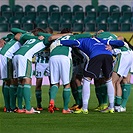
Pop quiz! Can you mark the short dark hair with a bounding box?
[31,27,45,36]
[45,27,53,34]
[60,28,72,33]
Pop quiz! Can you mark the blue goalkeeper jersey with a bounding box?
[60,37,124,59]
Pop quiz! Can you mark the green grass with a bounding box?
[0,85,133,133]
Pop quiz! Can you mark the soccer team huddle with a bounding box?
[0,27,132,114]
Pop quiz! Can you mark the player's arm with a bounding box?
[97,38,124,47]
[11,28,27,34]
[38,32,51,37]
[2,33,14,42]
[38,32,52,47]
[21,34,38,40]
[14,33,38,45]
[60,39,80,47]
[0,39,6,48]
[15,33,38,41]
[48,33,71,41]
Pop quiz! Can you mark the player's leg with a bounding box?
[74,77,90,114]
[2,80,11,112]
[112,66,123,111]
[20,60,32,112]
[35,78,43,110]
[23,78,32,112]
[94,78,104,110]
[69,75,79,110]
[48,56,60,113]
[1,56,12,112]
[62,83,72,113]
[75,74,83,109]
[101,55,114,113]
[8,59,18,112]
[74,58,98,114]
[35,63,45,111]
[17,80,24,112]
[17,55,39,114]
[94,78,108,111]
[120,52,133,111]
[9,78,18,112]
[114,76,123,111]
[75,56,104,114]
[13,55,24,113]
[113,52,133,112]
[61,56,72,113]
[120,75,131,112]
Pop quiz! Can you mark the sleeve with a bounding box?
[60,40,80,47]
[2,34,14,41]
[97,38,124,47]
[20,33,38,41]
[7,34,14,39]
[107,40,124,47]
[19,33,38,44]
[11,28,26,34]
[38,32,52,46]
[38,32,51,37]
[43,36,51,47]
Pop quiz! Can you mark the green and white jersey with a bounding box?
[97,32,131,54]
[0,38,21,59]
[38,32,52,47]
[0,29,27,58]
[50,33,92,58]
[96,32,117,40]
[2,33,14,43]
[14,33,51,61]
[11,28,26,35]
[35,51,50,63]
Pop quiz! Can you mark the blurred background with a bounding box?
[0,0,133,43]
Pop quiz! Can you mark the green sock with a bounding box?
[9,85,17,110]
[17,84,23,109]
[50,85,58,100]
[77,85,82,106]
[100,84,108,104]
[2,82,5,107]
[2,81,5,94]
[95,86,103,106]
[115,96,122,106]
[2,85,10,110]
[48,88,51,101]
[71,88,79,105]
[121,84,131,108]
[35,90,42,107]
[23,84,31,111]
[63,88,71,110]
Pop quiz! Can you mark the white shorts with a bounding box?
[12,55,32,79]
[49,55,72,85]
[35,62,50,78]
[113,51,133,77]
[0,55,13,80]
[130,59,133,73]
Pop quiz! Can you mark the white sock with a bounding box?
[106,79,114,108]
[82,77,91,110]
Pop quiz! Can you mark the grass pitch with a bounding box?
[0,85,133,133]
